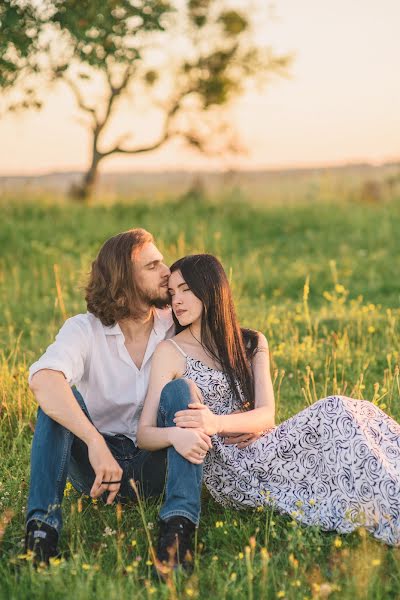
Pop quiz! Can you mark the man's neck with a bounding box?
[118,308,155,342]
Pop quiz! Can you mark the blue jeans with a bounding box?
[26,379,202,533]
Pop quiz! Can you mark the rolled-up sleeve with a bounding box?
[28,315,91,386]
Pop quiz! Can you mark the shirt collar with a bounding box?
[103,321,123,336]
[153,308,174,337]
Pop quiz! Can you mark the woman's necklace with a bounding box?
[189,326,220,367]
[188,325,203,347]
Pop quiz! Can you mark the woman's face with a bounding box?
[168,270,203,327]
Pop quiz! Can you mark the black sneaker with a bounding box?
[155,516,195,576]
[24,520,60,567]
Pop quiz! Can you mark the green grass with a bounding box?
[0,190,400,599]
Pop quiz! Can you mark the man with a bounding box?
[26,228,206,571]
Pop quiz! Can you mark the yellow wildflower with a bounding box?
[333,537,342,548]
[64,482,73,498]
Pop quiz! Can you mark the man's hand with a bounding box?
[170,428,212,464]
[220,408,264,448]
[174,403,221,436]
[223,432,264,449]
[87,436,123,504]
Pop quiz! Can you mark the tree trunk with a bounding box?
[69,135,102,203]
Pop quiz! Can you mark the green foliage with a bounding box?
[218,10,247,35]
[49,0,172,67]
[0,0,42,111]
[0,0,37,87]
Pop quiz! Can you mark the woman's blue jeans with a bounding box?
[26,379,203,534]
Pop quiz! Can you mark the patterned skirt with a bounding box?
[203,396,400,546]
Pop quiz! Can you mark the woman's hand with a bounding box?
[169,427,212,464]
[173,403,221,436]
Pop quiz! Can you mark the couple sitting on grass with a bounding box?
[26,227,400,573]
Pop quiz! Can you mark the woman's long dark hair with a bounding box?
[170,254,259,409]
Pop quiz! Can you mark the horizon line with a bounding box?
[1,157,400,179]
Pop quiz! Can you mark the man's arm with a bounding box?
[29,316,122,502]
[30,369,102,445]
[30,365,123,505]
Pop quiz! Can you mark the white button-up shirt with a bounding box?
[28,309,175,443]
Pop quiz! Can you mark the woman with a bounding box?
[137,254,400,568]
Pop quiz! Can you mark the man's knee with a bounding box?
[160,378,191,413]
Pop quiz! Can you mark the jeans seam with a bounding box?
[52,428,73,519]
[159,404,166,421]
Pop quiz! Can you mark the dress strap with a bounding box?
[168,339,188,358]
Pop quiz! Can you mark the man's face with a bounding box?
[133,242,171,309]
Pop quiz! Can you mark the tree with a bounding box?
[0,0,42,116]
[43,0,291,200]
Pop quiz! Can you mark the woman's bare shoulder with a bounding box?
[256,331,269,349]
[154,339,186,363]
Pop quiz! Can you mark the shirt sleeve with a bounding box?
[28,315,92,386]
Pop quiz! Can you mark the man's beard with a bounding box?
[138,286,170,310]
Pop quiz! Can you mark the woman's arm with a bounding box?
[174,333,276,436]
[219,333,275,436]
[136,341,212,463]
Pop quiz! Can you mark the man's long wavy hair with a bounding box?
[170,254,259,410]
[86,228,153,326]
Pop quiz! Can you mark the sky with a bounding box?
[0,0,399,175]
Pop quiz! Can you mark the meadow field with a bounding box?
[0,183,399,599]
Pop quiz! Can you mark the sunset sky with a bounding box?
[1,0,399,175]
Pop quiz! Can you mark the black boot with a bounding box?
[155,516,195,575]
[24,520,60,567]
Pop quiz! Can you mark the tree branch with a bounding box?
[99,94,183,158]
[101,128,172,158]
[98,64,135,133]
[62,75,98,128]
